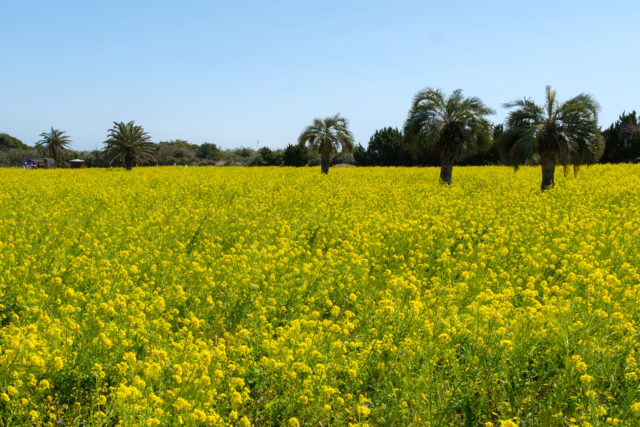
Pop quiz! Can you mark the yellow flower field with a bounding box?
[1,165,640,426]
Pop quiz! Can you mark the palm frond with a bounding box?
[37,127,72,166]
[500,126,541,168]
[503,86,602,170]
[298,114,354,155]
[545,85,557,118]
[562,93,600,119]
[102,121,156,169]
[404,88,493,163]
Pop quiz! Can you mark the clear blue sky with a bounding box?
[2,0,639,151]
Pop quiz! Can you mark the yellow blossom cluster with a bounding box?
[0,165,639,425]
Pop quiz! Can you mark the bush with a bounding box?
[157,141,198,166]
[353,144,370,166]
[197,143,222,161]
[308,151,321,166]
[234,148,253,158]
[258,147,283,166]
[367,127,410,166]
[282,144,310,167]
[0,133,29,151]
[0,148,39,167]
[601,111,640,164]
[330,152,355,165]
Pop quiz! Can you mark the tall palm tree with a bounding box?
[403,88,494,184]
[298,114,354,174]
[502,86,604,191]
[102,121,156,170]
[36,128,71,168]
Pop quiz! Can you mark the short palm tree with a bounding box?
[102,121,157,170]
[36,128,71,168]
[298,114,354,174]
[403,88,494,184]
[502,86,604,191]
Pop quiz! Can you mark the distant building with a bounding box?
[69,159,86,169]
[25,158,55,169]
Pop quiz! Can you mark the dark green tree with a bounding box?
[0,148,39,167]
[234,147,253,158]
[157,140,199,165]
[251,147,283,166]
[196,142,222,161]
[298,114,354,174]
[367,127,410,166]
[502,86,604,190]
[353,144,370,166]
[282,144,310,166]
[0,133,29,151]
[601,111,640,163]
[102,121,157,170]
[36,128,71,167]
[463,124,504,165]
[404,88,494,184]
[330,151,355,166]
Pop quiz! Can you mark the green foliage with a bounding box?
[330,151,355,165]
[102,121,157,170]
[0,148,39,167]
[169,139,199,150]
[601,111,640,163]
[403,88,494,165]
[307,150,321,167]
[235,148,253,158]
[36,128,72,167]
[197,142,222,162]
[367,127,411,166]
[211,147,261,167]
[251,147,283,166]
[353,144,370,166]
[282,144,310,167]
[157,140,199,166]
[404,88,494,183]
[0,133,28,151]
[298,114,355,155]
[298,114,354,174]
[502,86,604,168]
[462,124,504,165]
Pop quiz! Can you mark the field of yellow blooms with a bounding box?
[1,165,640,426]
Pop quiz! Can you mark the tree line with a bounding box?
[1,86,639,187]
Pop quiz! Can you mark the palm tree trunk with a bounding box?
[320,152,330,174]
[55,148,63,169]
[440,161,453,185]
[51,148,58,168]
[541,153,555,191]
[125,157,134,171]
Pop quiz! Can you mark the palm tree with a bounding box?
[502,86,604,191]
[403,88,494,184]
[102,121,156,170]
[36,128,71,168]
[298,114,354,174]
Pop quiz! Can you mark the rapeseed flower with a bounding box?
[0,165,638,424]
